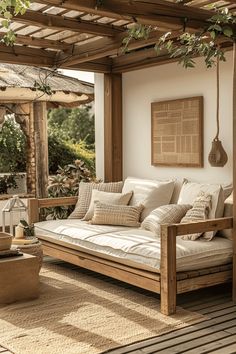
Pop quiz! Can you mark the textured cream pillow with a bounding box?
[122,177,175,221]
[90,202,144,227]
[178,179,224,239]
[141,204,191,237]
[181,192,212,241]
[83,190,133,221]
[220,192,233,240]
[68,181,123,219]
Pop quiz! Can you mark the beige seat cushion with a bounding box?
[181,192,212,241]
[83,190,133,221]
[178,179,225,240]
[141,204,191,237]
[69,181,123,219]
[90,202,144,227]
[122,177,175,221]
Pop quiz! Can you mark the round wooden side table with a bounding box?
[16,242,43,272]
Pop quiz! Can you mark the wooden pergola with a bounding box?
[1,0,236,307]
[0,63,94,198]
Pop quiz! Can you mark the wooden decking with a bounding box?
[105,284,236,354]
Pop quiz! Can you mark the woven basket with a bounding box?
[17,242,43,271]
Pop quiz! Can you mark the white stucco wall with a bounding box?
[95,54,233,186]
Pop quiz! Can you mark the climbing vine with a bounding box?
[0,0,30,45]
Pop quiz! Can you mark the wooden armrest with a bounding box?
[28,197,78,223]
[162,217,233,237]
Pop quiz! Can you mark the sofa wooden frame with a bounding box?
[28,197,233,316]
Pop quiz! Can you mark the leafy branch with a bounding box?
[0,0,31,46]
[123,7,236,68]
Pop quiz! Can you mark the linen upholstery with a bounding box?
[69,181,123,219]
[178,179,224,239]
[122,177,175,221]
[34,219,233,273]
[90,202,144,227]
[141,204,191,237]
[181,192,212,241]
[220,192,233,240]
[83,190,133,221]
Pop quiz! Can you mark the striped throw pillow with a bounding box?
[141,204,191,237]
[68,181,123,219]
[181,192,212,241]
[90,202,144,227]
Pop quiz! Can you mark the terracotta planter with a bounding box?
[0,232,13,251]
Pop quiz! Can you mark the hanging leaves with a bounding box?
[0,0,31,46]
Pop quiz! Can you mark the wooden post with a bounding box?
[104,73,123,182]
[233,42,236,302]
[160,224,177,315]
[28,198,39,224]
[15,103,36,196]
[33,102,49,198]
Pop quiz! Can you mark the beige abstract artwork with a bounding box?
[151,96,203,167]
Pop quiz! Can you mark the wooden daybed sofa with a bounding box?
[28,179,234,316]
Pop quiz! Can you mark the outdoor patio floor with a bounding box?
[0,262,235,354]
[106,283,236,354]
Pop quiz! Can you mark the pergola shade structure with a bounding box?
[0,63,94,198]
[0,0,236,311]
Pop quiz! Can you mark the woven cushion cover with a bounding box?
[83,190,133,221]
[69,181,123,219]
[91,202,144,227]
[181,192,212,241]
[141,204,191,237]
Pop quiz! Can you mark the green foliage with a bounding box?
[0,116,26,173]
[19,219,35,237]
[122,24,152,52]
[48,105,95,146]
[0,173,18,194]
[0,0,30,45]
[124,7,236,69]
[46,160,95,219]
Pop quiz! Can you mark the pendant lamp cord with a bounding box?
[215,56,220,140]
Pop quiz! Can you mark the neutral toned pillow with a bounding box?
[178,179,224,239]
[141,204,191,237]
[83,190,133,221]
[181,192,212,241]
[68,181,123,219]
[90,202,144,227]
[220,192,233,240]
[122,177,175,221]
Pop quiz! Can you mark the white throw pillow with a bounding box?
[141,204,191,237]
[122,177,175,221]
[178,179,225,240]
[83,190,133,221]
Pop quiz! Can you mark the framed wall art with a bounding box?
[151,96,203,167]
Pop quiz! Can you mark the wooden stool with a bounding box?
[0,254,39,304]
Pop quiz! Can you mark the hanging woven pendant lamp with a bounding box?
[208,57,228,167]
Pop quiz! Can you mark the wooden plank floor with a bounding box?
[105,283,236,354]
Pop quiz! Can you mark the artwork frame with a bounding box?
[151,96,204,168]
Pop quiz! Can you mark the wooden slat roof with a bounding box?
[0,0,235,73]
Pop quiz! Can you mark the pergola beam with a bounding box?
[0,33,71,51]
[37,0,215,28]
[13,9,123,37]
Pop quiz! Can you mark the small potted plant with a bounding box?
[19,219,35,238]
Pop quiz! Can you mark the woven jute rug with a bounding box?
[0,260,204,354]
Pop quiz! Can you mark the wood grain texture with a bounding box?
[160,225,177,315]
[104,73,123,182]
[151,96,204,167]
[0,254,39,304]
